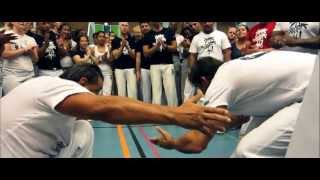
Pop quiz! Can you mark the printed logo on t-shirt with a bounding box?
[200,37,216,53]
[253,28,267,48]
[45,41,57,60]
[288,22,308,39]
[154,34,166,52]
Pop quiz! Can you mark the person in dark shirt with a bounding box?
[72,35,95,65]
[32,22,67,77]
[111,22,137,99]
[135,22,152,103]
[230,24,251,59]
[142,22,178,106]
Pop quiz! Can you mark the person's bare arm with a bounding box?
[222,48,231,62]
[151,106,250,153]
[188,53,197,67]
[143,41,161,58]
[284,35,320,49]
[111,45,124,60]
[55,92,231,135]
[163,40,177,53]
[73,54,91,64]
[0,31,17,56]
[127,45,136,60]
[29,46,39,63]
[1,43,28,59]
[136,51,141,81]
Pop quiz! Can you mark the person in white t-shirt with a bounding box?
[184,22,231,103]
[1,22,39,95]
[90,31,113,96]
[270,22,320,54]
[0,29,17,97]
[151,51,317,158]
[0,63,231,158]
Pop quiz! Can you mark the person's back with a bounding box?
[1,76,90,157]
[205,50,316,117]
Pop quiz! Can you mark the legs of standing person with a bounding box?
[231,102,302,158]
[126,68,137,99]
[180,59,188,102]
[100,65,113,96]
[173,56,182,105]
[56,120,94,158]
[115,69,127,97]
[150,65,162,105]
[140,68,152,103]
[162,64,178,106]
[183,77,196,102]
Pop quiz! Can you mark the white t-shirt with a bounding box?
[204,50,316,117]
[0,76,91,158]
[92,44,112,73]
[273,22,320,54]
[189,30,231,61]
[2,30,37,75]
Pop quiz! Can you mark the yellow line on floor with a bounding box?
[116,125,131,158]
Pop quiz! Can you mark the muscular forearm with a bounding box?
[223,49,231,62]
[292,36,320,48]
[188,53,197,67]
[112,46,125,60]
[73,55,91,64]
[91,96,179,125]
[128,48,136,59]
[172,129,214,153]
[166,42,177,53]
[170,114,248,154]
[57,94,180,126]
[30,49,39,63]
[1,47,26,59]
[143,45,158,57]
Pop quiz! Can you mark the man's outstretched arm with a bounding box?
[151,106,250,153]
[55,92,232,135]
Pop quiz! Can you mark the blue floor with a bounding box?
[91,121,240,158]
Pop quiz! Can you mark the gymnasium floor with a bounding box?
[91,121,240,158]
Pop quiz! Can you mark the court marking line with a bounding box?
[116,125,131,158]
[127,125,146,158]
[138,127,161,158]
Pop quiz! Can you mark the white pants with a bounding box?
[180,59,189,102]
[183,77,196,102]
[115,68,137,99]
[173,56,182,105]
[150,64,177,106]
[39,69,63,77]
[2,72,34,95]
[99,64,113,96]
[56,120,94,158]
[138,68,152,103]
[231,102,302,158]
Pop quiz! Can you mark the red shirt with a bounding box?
[248,22,276,49]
